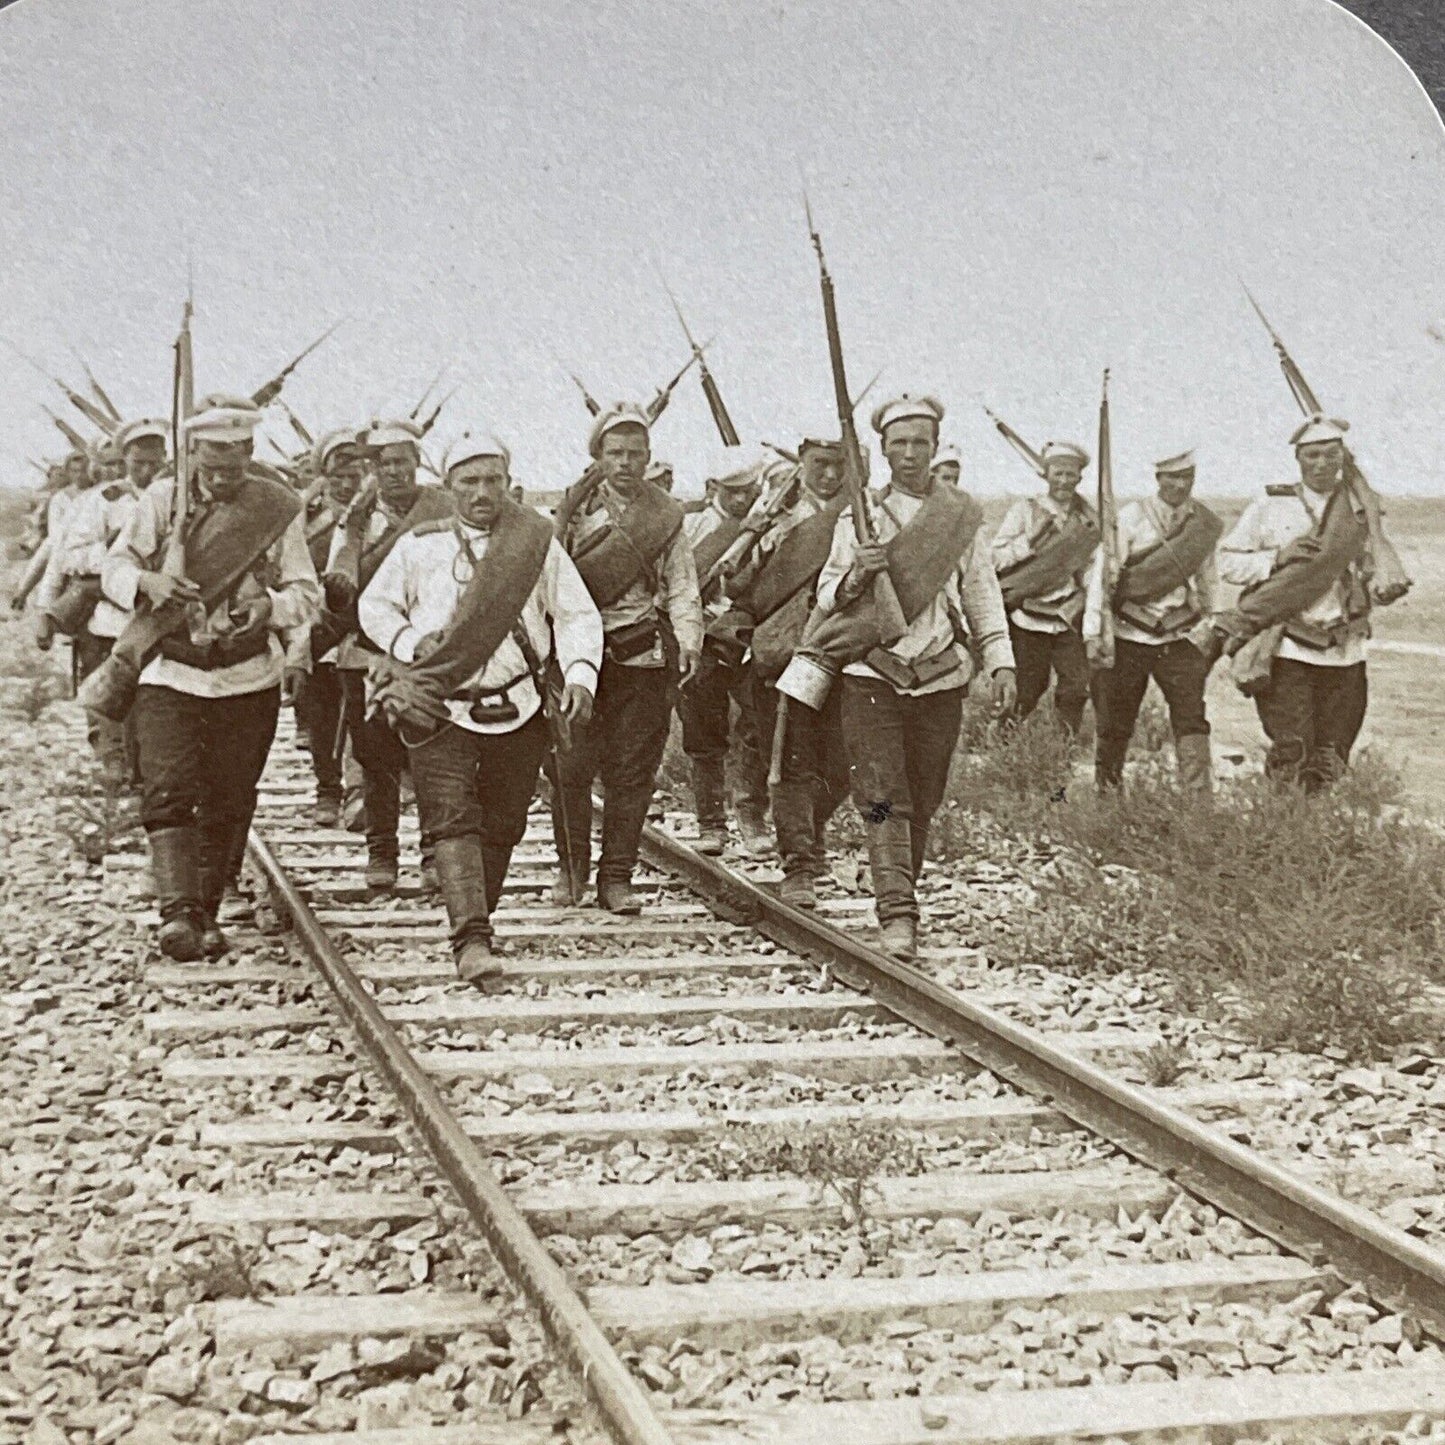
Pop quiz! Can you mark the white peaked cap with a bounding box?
[115,417,169,451]
[1290,415,1350,448]
[1040,439,1090,467]
[365,418,425,449]
[870,393,945,437]
[444,431,512,473]
[587,401,651,459]
[185,394,261,442]
[1154,448,1196,475]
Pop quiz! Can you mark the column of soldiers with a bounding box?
[10,359,1402,980]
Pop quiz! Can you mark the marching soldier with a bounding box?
[1213,417,1377,791]
[814,397,1016,961]
[991,441,1098,733]
[1084,449,1222,791]
[728,438,851,907]
[359,434,602,983]
[102,395,319,961]
[25,448,97,643]
[930,442,961,489]
[54,417,169,791]
[291,427,366,825]
[680,457,770,855]
[324,419,452,893]
[550,403,703,913]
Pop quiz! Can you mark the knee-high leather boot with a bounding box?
[150,826,204,962]
[865,814,917,961]
[434,835,499,986]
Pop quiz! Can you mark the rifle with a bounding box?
[1093,369,1118,670]
[164,283,196,585]
[67,346,122,423]
[981,402,1046,478]
[43,405,91,454]
[278,400,315,449]
[645,346,707,425]
[2,338,118,435]
[551,352,603,417]
[1243,286,1411,604]
[660,273,740,445]
[408,360,450,421]
[803,192,906,645]
[418,383,460,437]
[250,319,344,408]
[702,462,800,593]
[11,538,50,612]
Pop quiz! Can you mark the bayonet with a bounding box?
[2,337,117,434]
[42,405,90,453]
[659,268,740,445]
[981,402,1047,478]
[409,359,451,421]
[644,344,707,425]
[66,345,122,422]
[418,382,460,436]
[278,400,315,449]
[250,318,344,408]
[548,348,602,417]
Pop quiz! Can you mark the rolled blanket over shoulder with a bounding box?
[78,469,302,721]
[1217,486,1367,650]
[367,498,553,739]
[1115,503,1223,604]
[569,486,684,609]
[796,485,984,674]
[998,512,1099,608]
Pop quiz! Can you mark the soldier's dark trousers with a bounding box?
[550,661,670,887]
[1254,658,1367,793]
[294,662,343,795]
[1094,637,1210,788]
[133,684,281,919]
[341,670,430,865]
[1009,622,1090,733]
[408,714,548,950]
[678,650,767,827]
[74,631,137,790]
[753,671,848,882]
[840,678,964,925]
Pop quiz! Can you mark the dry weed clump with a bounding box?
[696,1121,925,1257]
[939,717,1442,1060]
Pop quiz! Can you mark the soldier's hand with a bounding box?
[850,543,888,582]
[137,570,201,607]
[34,617,54,652]
[988,666,1017,717]
[412,631,445,662]
[677,646,702,688]
[1085,637,1112,669]
[283,664,309,702]
[229,594,274,641]
[559,683,593,725]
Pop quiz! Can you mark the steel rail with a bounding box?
[245,829,677,1445]
[639,822,1445,1339]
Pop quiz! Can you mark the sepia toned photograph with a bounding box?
[2,0,1445,1440]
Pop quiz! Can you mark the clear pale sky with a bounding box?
[0,0,1442,499]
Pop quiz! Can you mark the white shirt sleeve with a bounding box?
[1218,500,1276,587]
[545,539,603,692]
[358,535,417,661]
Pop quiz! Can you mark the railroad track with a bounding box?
[116,718,1445,1443]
